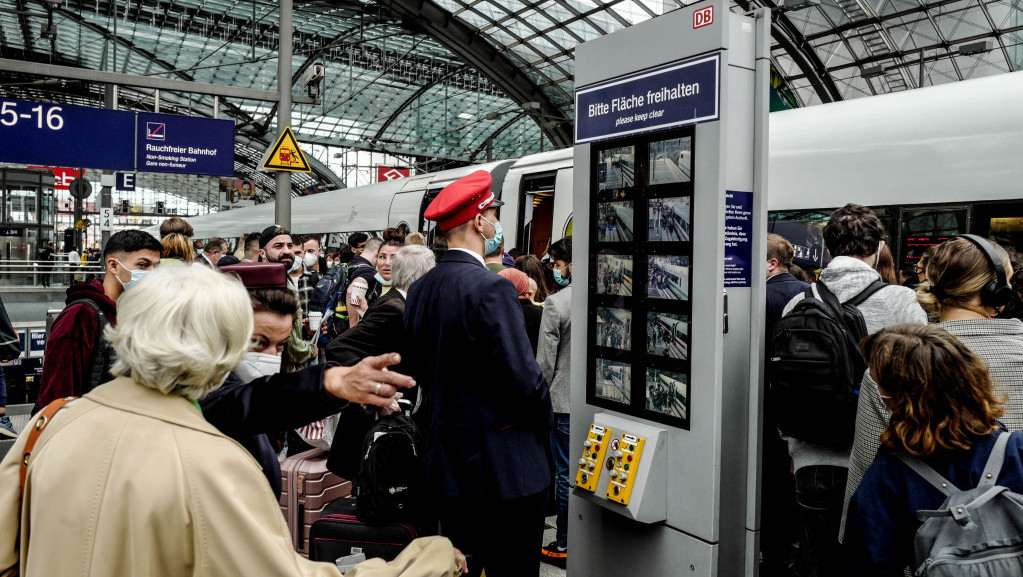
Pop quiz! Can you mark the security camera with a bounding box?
[300,63,326,88]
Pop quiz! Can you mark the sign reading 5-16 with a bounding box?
[0,98,136,171]
[0,101,65,130]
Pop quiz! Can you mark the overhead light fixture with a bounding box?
[484,111,504,121]
[522,101,542,111]
[457,112,473,120]
[958,40,992,55]
[861,65,884,78]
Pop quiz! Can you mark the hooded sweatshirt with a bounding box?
[780,256,927,470]
[38,280,118,407]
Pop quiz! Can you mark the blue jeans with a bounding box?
[0,366,7,408]
[551,413,570,547]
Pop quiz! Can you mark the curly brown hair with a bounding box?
[862,324,1004,456]
[822,203,885,258]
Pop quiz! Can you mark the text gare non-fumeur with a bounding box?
[587,82,702,118]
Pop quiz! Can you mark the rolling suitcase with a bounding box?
[308,498,422,563]
[280,448,352,557]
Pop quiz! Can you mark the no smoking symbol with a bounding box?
[610,439,620,452]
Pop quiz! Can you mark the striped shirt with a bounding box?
[840,317,1023,541]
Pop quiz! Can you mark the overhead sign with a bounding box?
[117,172,135,191]
[27,166,84,191]
[136,112,235,176]
[0,99,135,170]
[378,166,410,182]
[0,98,235,176]
[574,53,720,144]
[262,127,311,172]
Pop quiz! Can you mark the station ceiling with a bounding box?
[0,0,1019,202]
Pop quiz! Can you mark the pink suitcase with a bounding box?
[279,448,352,557]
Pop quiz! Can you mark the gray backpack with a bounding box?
[897,431,1023,576]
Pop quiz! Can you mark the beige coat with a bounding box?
[0,377,345,577]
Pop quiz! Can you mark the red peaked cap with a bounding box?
[423,170,505,231]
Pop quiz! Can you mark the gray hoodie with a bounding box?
[780,256,927,470]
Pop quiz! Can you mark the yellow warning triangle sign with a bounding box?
[261,127,312,172]
[75,219,87,229]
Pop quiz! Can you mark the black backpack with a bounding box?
[770,279,886,446]
[308,263,350,315]
[352,401,426,525]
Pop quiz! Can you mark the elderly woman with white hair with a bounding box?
[326,244,436,478]
[0,264,465,577]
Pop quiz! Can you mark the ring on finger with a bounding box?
[375,382,382,396]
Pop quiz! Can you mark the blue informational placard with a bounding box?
[575,53,720,144]
[136,112,235,176]
[116,172,136,191]
[724,190,753,287]
[0,98,135,170]
[29,329,46,357]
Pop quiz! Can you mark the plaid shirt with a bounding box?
[841,317,1023,540]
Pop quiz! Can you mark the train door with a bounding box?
[970,201,1023,256]
[897,205,969,271]
[419,188,443,246]
[517,171,556,258]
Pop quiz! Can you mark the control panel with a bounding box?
[605,433,645,505]
[576,423,613,492]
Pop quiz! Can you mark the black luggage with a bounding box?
[308,498,422,563]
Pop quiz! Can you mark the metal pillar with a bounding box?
[275,0,293,229]
[100,84,117,251]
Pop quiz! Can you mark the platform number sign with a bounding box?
[100,207,113,232]
[693,5,713,29]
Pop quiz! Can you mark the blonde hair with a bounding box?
[106,265,253,401]
[405,232,427,246]
[917,237,1010,318]
[160,233,193,263]
[766,233,795,269]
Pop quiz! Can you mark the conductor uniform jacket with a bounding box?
[405,249,553,500]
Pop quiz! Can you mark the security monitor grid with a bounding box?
[587,127,694,430]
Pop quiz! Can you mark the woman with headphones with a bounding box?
[840,234,1023,540]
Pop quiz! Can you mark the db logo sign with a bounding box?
[693,5,714,29]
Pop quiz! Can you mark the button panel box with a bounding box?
[605,433,645,505]
[576,423,613,492]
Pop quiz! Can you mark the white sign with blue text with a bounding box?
[574,53,720,144]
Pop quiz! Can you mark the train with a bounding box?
[656,315,688,358]
[171,71,1023,269]
[647,371,687,418]
[649,263,688,300]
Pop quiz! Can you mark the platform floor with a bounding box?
[541,516,568,577]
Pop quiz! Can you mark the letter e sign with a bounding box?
[694,5,714,29]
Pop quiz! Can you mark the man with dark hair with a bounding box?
[406,170,551,577]
[538,236,572,568]
[196,237,228,268]
[39,229,162,407]
[257,225,314,372]
[778,204,925,577]
[243,232,261,262]
[341,235,381,328]
[193,238,204,260]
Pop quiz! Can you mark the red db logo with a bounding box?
[694,5,714,29]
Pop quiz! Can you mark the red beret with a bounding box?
[424,170,505,231]
[219,262,287,290]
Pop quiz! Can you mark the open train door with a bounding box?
[518,171,557,258]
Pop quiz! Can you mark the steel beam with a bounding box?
[0,58,317,104]
[371,0,572,148]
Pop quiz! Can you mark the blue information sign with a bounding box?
[116,172,136,191]
[29,329,46,357]
[575,53,720,144]
[136,112,235,176]
[0,98,135,170]
[724,190,753,287]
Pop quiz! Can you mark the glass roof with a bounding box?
[1,0,1020,204]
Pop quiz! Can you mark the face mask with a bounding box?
[288,258,302,273]
[196,248,204,255]
[553,265,570,287]
[327,260,335,268]
[114,259,150,291]
[374,272,392,287]
[480,216,503,256]
[234,351,282,384]
[303,253,318,268]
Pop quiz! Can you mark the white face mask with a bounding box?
[303,253,318,268]
[234,351,282,383]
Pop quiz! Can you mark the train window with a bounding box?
[899,206,968,270]
[969,202,1023,257]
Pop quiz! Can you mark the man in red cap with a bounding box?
[405,170,552,577]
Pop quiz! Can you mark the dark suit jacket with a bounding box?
[519,299,544,356]
[200,362,346,498]
[405,249,552,501]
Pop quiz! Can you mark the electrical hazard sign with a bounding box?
[261,127,311,172]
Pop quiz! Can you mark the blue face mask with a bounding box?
[553,265,571,287]
[114,259,150,291]
[480,216,503,256]
[196,248,204,255]
[374,272,392,287]
[288,258,302,273]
